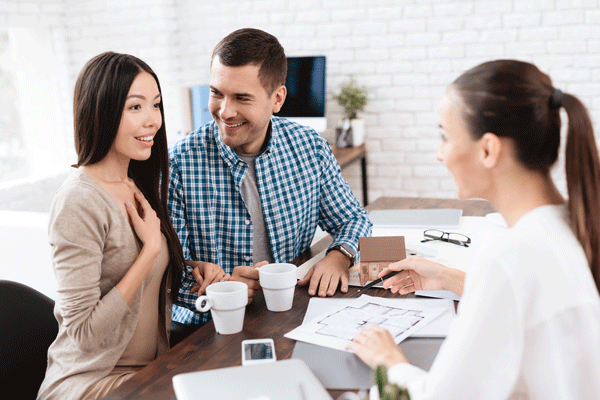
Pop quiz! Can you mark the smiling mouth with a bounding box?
[136,135,154,142]
[223,122,246,128]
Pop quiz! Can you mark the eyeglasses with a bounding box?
[421,229,471,247]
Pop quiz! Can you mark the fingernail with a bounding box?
[125,202,132,207]
[309,290,315,295]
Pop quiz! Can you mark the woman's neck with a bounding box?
[80,154,130,184]
[489,169,564,228]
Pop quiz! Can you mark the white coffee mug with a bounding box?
[259,263,297,312]
[196,281,248,334]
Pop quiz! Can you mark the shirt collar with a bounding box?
[214,118,275,169]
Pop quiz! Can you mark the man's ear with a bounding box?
[271,85,287,113]
[479,132,502,168]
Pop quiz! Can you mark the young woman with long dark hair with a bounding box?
[37,52,227,400]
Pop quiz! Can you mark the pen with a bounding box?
[358,270,401,292]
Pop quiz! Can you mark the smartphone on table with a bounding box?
[241,338,276,366]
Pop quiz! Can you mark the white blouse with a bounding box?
[388,205,600,400]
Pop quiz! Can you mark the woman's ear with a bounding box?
[479,132,503,169]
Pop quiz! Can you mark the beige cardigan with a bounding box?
[37,169,172,400]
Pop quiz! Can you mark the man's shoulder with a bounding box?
[271,116,328,150]
[169,122,216,159]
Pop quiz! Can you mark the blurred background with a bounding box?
[2,0,599,297]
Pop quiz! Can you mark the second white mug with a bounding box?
[259,263,297,312]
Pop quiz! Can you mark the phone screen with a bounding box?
[244,342,275,361]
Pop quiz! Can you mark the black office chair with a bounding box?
[0,280,58,400]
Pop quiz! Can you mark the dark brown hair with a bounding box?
[452,59,600,291]
[73,52,183,303]
[211,28,287,94]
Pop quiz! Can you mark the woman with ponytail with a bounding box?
[347,60,600,399]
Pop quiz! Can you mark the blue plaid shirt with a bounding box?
[168,117,372,325]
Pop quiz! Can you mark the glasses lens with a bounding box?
[424,229,444,240]
[447,233,471,245]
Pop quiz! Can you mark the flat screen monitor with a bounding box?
[276,56,326,133]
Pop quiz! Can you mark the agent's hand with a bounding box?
[380,256,465,296]
[126,192,161,254]
[345,325,408,369]
[189,261,230,295]
[298,250,350,297]
[230,261,268,302]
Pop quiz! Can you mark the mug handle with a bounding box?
[196,295,212,312]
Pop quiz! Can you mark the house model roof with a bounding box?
[358,236,406,262]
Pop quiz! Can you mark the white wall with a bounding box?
[2,0,600,205]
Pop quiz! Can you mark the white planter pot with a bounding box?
[351,118,365,146]
[369,385,380,400]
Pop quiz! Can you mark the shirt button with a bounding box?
[245,219,250,225]
[167,288,171,293]
[244,256,251,262]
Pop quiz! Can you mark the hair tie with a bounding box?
[549,89,563,110]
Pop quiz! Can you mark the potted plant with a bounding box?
[333,76,368,148]
[370,364,411,400]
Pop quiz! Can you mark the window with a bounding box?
[0,28,70,188]
[0,31,27,182]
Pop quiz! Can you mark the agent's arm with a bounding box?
[380,256,465,297]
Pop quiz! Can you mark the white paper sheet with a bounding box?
[301,297,456,337]
[284,295,448,351]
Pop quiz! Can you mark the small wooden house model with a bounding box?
[358,236,406,286]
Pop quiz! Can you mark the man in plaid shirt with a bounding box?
[168,28,372,340]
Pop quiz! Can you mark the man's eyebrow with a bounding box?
[209,86,254,98]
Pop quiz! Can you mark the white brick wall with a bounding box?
[3,0,600,208]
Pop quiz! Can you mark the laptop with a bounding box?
[292,337,443,390]
[172,358,333,400]
[368,208,463,229]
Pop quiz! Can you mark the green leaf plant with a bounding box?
[373,364,410,400]
[333,76,368,120]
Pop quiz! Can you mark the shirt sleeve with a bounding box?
[316,141,372,255]
[49,185,131,352]
[167,155,197,312]
[387,257,523,400]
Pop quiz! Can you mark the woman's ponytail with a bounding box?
[563,92,600,292]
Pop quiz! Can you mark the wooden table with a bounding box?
[332,144,368,206]
[102,197,495,400]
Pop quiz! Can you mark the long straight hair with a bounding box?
[73,52,183,303]
[452,59,600,292]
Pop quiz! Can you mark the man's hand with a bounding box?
[188,261,230,295]
[298,249,351,297]
[230,261,268,302]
